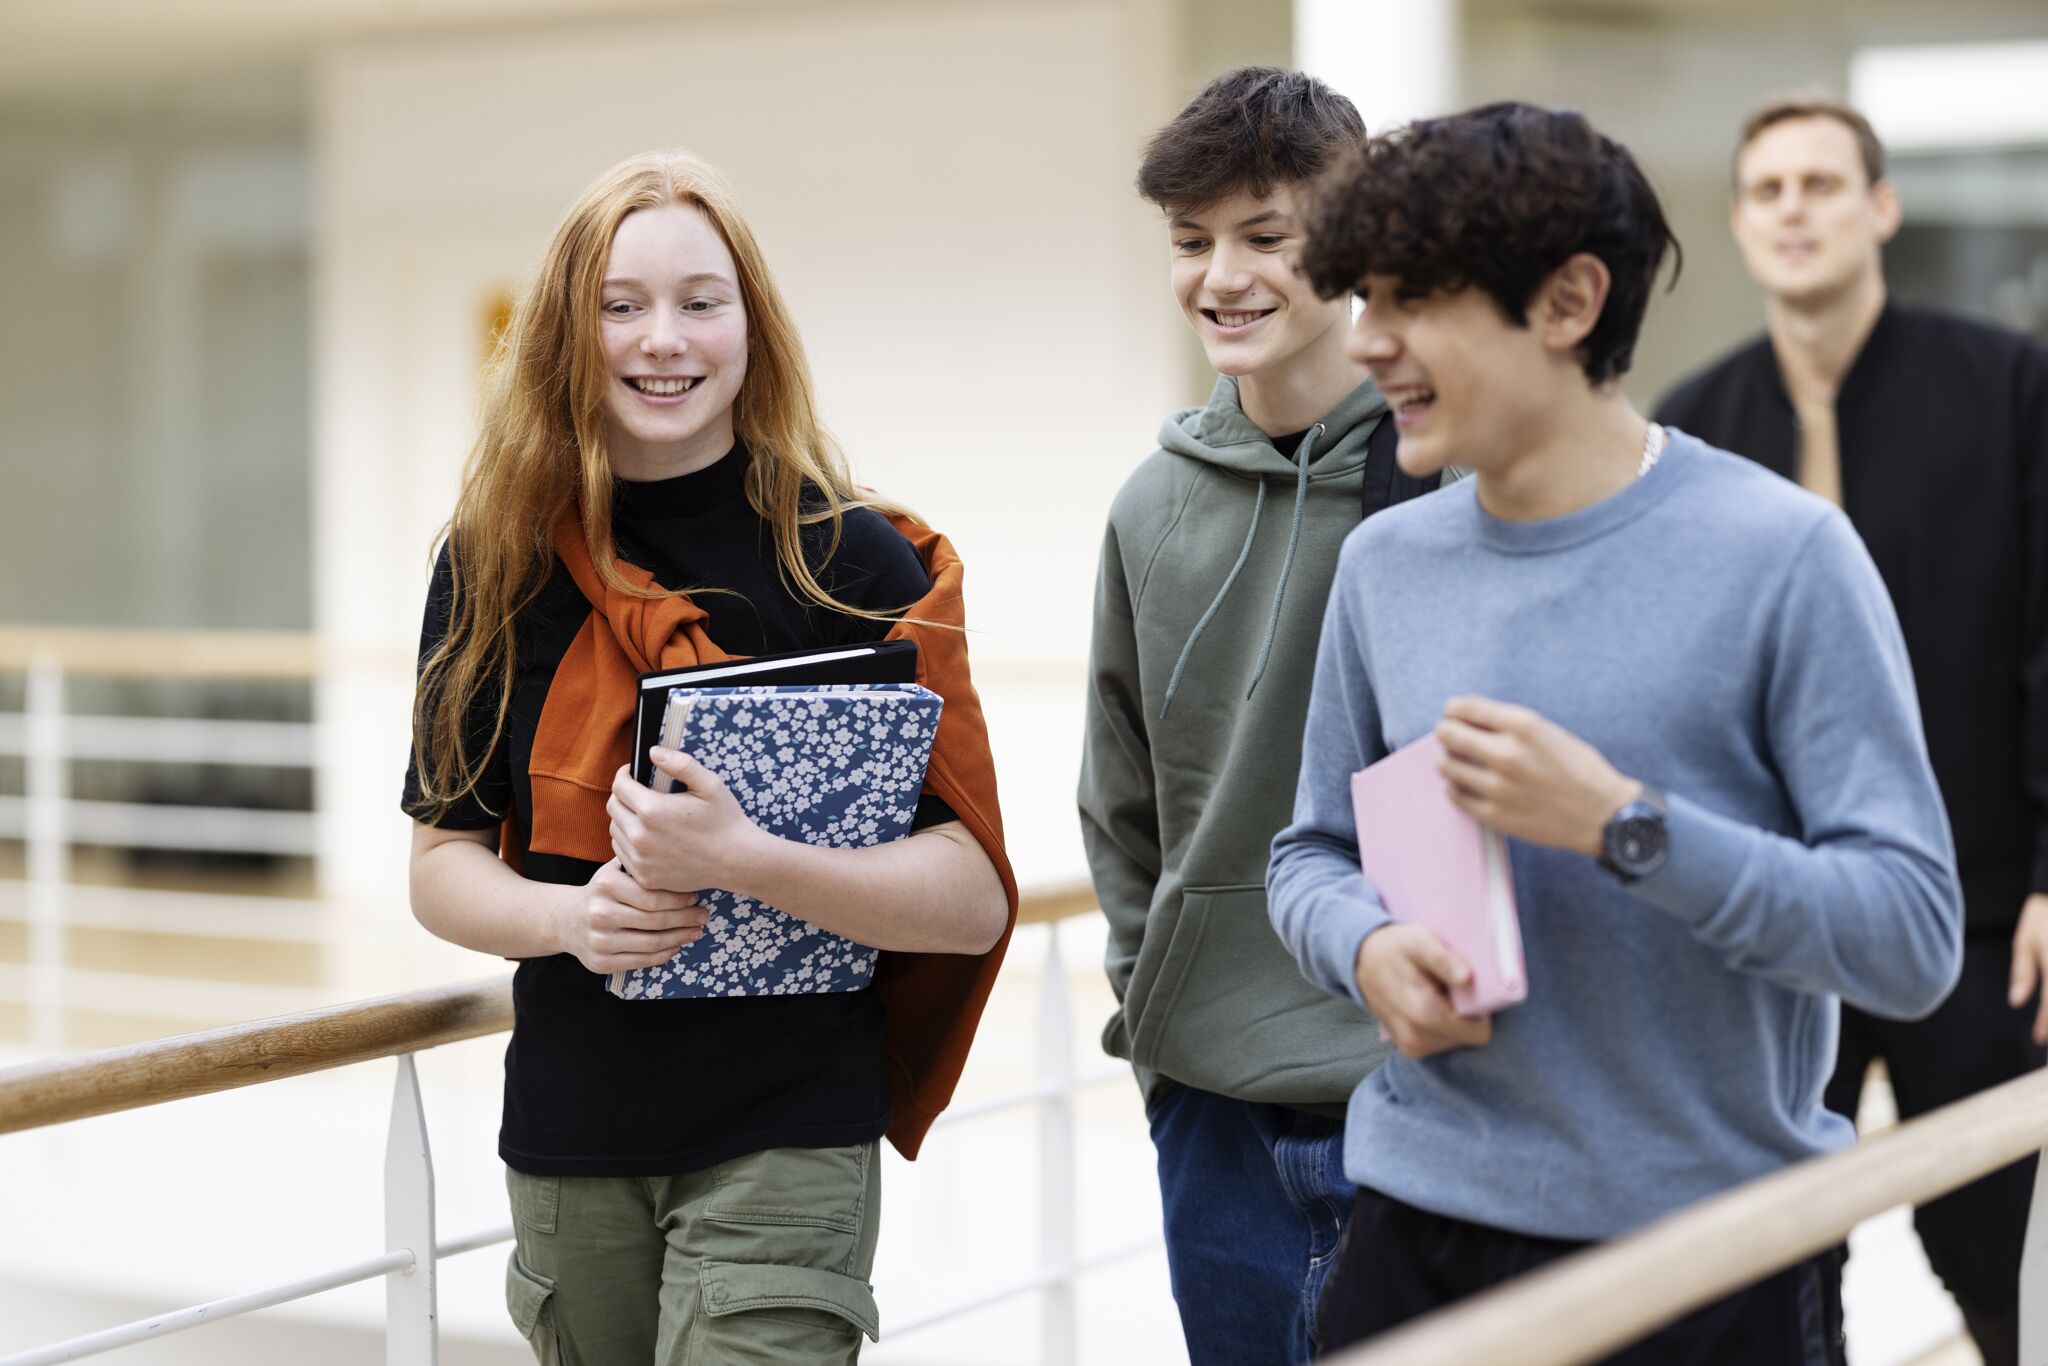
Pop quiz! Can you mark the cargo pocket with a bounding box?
[698,1259,880,1357]
[505,1253,563,1363]
[705,1143,870,1235]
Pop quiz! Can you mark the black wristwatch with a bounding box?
[1599,784,1668,884]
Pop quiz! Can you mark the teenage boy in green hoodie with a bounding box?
[1077,67,1439,1366]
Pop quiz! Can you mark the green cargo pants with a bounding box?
[504,1141,881,1364]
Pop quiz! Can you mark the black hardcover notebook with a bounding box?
[630,640,920,786]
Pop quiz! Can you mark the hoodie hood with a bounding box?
[1158,374,1389,477]
[1156,375,1390,717]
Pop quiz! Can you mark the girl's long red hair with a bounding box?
[411,150,914,821]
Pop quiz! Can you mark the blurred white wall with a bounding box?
[312,0,1189,908]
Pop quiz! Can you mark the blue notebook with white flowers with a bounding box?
[607,682,943,1000]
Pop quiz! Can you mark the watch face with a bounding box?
[1614,813,1666,872]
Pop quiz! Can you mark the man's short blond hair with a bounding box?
[1736,94,1886,188]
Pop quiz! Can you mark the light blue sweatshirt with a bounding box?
[1266,433,1962,1240]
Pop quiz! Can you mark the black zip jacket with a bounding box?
[1657,303,2048,930]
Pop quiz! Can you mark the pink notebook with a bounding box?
[1350,734,1527,1016]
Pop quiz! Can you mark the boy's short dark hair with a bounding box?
[1301,102,1680,385]
[1137,66,1365,216]
[1737,93,1886,188]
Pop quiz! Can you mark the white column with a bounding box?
[1295,0,1461,135]
[309,52,473,991]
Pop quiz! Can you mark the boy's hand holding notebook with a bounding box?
[1350,733,1526,1020]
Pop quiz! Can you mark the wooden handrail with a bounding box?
[0,627,322,679]
[0,976,513,1137]
[0,886,1102,1137]
[0,626,416,680]
[1016,882,1098,925]
[1332,1063,2048,1365]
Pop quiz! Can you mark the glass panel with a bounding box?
[1889,147,2048,344]
[0,66,310,629]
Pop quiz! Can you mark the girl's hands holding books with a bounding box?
[607,749,769,896]
[558,859,707,974]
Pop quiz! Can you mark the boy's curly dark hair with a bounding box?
[1137,66,1365,216]
[1301,102,1681,384]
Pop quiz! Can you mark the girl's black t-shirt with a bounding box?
[402,443,949,1175]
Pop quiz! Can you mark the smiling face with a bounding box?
[1347,274,1554,479]
[1731,116,1899,308]
[598,201,749,480]
[1169,184,1350,385]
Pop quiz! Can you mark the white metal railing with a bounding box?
[0,917,1153,1365]
[896,920,1159,1351]
[0,1056,504,1366]
[0,646,323,1049]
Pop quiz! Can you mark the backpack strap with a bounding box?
[1360,411,1442,520]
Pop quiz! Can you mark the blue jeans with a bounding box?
[1147,1081,1355,1366]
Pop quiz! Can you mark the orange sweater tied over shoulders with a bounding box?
[516,504,1017,1160]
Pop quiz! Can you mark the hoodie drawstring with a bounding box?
[1160,477,1266,719]
[1158,422,1323,719]
[1245,422,1320,698]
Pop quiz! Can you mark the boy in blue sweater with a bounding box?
[1266,103,1963,1363]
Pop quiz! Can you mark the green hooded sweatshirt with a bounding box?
[1080,374,1398,1108]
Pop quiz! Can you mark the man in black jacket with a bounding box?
[1658,94,2048,1366]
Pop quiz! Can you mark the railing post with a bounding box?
[24,649,67,1054]
[1037,921,1077,1366]
[386,1053,438,1366]
[2022,1143,2048,1364]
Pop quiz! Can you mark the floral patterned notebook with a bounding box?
[607,682,944,1000]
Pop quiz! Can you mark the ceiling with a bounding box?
[5,0,2045,93]
[0,0,767,89]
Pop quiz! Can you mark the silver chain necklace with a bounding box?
[1637,422,1668,478]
